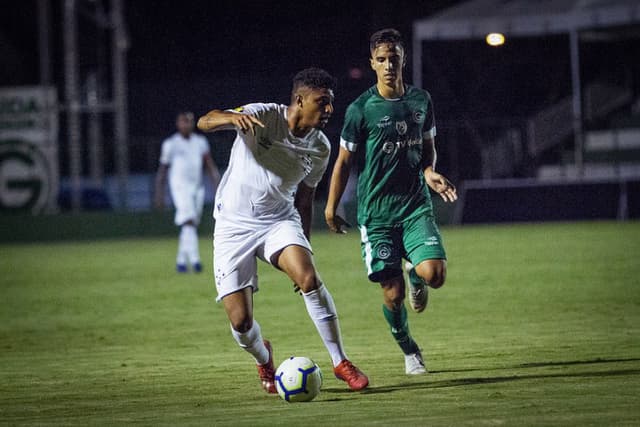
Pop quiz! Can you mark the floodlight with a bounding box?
[486,33,505,46]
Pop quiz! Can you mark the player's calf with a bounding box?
[405,261,428,312]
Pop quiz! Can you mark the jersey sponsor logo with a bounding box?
[377,244,392,260]
[377,115,392,129]
[380,137,422,155]
[413,110,425,124]
[395,120,407,135]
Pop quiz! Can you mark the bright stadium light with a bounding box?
[486,32,505,46]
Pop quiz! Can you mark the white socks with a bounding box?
[231,320,270,365]
[229,286,348,368]
[177,224,200,266]
[302,284,348,367]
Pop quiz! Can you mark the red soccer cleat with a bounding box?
[333,359,369,391]
[256,340,277,394]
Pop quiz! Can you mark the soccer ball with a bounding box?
[275,356,322,403]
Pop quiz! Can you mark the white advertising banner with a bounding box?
[0,86,59,214]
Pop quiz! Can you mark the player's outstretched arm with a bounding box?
[325,147,353,234]
[197,110,265,135]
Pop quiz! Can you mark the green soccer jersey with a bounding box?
[341,85,437,226]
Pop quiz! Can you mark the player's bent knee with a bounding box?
[417,260,447,289]
[429,273,446,289]
[427,266,447,289]
[425,268,446,289]
[297,272,321,294]
[230,317,253,334]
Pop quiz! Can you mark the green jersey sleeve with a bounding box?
[340,98,367,153]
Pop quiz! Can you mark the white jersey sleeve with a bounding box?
[196,134,210,156]
[159,138,173,165]
[302,131,330,188]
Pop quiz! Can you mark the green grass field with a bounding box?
[1,221,639,426]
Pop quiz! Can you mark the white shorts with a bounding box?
[213,217,311,302]
[171,185,205,226]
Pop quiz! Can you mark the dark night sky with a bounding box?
[1,1,463,135]
[122,0,468,137]
[1,0,468,177]
[2,1,637,181]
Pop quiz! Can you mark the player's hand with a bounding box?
[232,114,265,136]
[425,170,457,202]
[325,212,351,234]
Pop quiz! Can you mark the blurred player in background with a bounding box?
[325,29,457,375]
[197,68,368,394]
[155,111,220,273]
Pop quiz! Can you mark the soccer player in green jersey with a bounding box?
[325,28,457,375]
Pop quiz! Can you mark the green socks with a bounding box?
[382,304,419,355]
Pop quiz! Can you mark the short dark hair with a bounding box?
[369,28,405,52]
[292,67,336,94]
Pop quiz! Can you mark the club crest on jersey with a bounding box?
[382,141,395,154]
[413,110,425,124]
[395,120,407,135]
[377,244,392,260]
[377,115,392,129]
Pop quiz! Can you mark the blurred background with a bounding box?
[2,0,640,240]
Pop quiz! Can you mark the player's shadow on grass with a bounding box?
[430,356,640,374]
[322,357,640,396]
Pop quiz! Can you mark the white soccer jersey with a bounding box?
[159,132,210,193]
[214,103,330,225]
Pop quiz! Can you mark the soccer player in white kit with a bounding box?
[155,112,220,273]
[197,68,369,393]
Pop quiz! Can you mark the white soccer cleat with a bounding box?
[405,261,428,313]
[405,351,427,375]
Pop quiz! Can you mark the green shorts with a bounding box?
[358,212,446,283]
